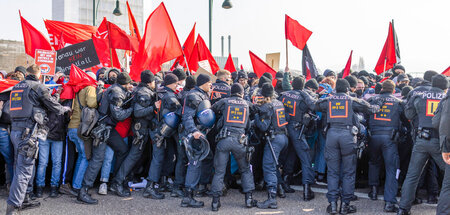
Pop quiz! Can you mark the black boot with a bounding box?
[339,201,357,214]
[255,179,265,191]
[326,201,338,214]
[35,186,44,198]
[245,192,257,208]
[384,202,399,213]
[77,186,98,205]
[6,204,19,215]
[396,208,411,215]
[110,183,131,197]
[159,176,172,192]
[181,188,204,208]
[277,184,286,198]
[211,195,221,212]
[50,186,59,198]
[143,182,165,199]
[195,184,208,197]
[170,185,184,198]
[427,195,438,204]
[368,185,378,200]
[21,193,41,210]
[256,189,277,209]
[282,175,295,193]
[303,184,315,201]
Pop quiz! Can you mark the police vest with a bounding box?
[326,94,354,126]
[369,94,401,129]
[223,97,249,129]
[281,90,303,122]
[252,88,264,104]
[416,88,445,128]
[210,82,230,103]
[9,80,38,120]
[270,100,288,132]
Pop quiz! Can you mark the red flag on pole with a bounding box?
[131,2,183,80]
[0,79,19,93]
[171,23,196,70]
[249,51,276,86]
[19,12,52,58]
[224,53,236,72]
[442,66,450,76]
[108,21,139,52]
[60,64,97,100]
[126,1,141,41]
[374,22,397,75]
[342,50,353,78]
[92,17,121,69]
[285,14,312,50]
[188,35,220,74]
[44,20,97,45]
[240,64,244,70]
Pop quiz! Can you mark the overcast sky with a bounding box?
[1,0,449,75]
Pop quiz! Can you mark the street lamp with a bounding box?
[113,0,122,16]
[93,0,122,26]
[209,0,232,52]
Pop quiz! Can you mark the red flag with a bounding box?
[224,53,236,72]
[56,32,66,50]
[342,50,353,78]
[374,22,397,75]
[126,1,141,41]
[240,64,244,70]
[108,21,139,52]
[19,13,52,58]
[442,66,450,76]
[285,14,312,50]
[44,19,97,45]
[60,64,97,100]
[188,35,220,74]
[171,23,196,70]
[0,79,19,93]
[131,2,183,80]
[249,51,276,86]
[92,18,121,69]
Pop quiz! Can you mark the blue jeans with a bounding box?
[0,128,14,184]
[100,146,114,182]
[68,128,88,189]
[314,131,326,174]
[36,139,63,187]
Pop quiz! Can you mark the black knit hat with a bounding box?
[275,71,284,79]
[117,72,132,85]
[336,78,350,93]
[248,73,257,79]
[231,83,244,96]
[196,74,211,87]
[164,73,178,86]
[237,71,248,80]
[305,79,319,90]
[172,68,187,81]
[261,83,274,97]
[325,70,336,77]
[401,86,413,98]
[344,76,358,88]
[374,83,383,94]
[393,65,405,73]
[424,70,438,82]
[141,70,155,84]
[315,75,325,83]
[258,76,271,88]
[262,72,273,80]
[432,74,449,90]
[185,76,196,90]
[14,66,26,76]
[358,70,369,77]
[231,72,238,82]
[292,77,305,90]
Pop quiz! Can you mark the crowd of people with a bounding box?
[0,63,448,215]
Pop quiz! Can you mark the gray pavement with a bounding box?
[0,185,437,215]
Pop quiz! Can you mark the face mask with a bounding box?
[356,89,363,97]
[398,83,407,89]
[108,76,117,84]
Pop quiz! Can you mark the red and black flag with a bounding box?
[301,44,318,80]
[374,21,401,75]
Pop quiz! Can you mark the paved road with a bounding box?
[0,185,436,215]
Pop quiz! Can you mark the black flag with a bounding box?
[302,44,319,80]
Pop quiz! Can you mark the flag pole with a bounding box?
[105,19,113,67]
[383,57,387,75]
[285,39,289,67]
[182,53,191,75]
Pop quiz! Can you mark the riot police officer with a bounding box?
[78,72,133,204]
[254,83,289,209]
[210,70,231,104]
[366,80,405,212]
[315,79,382,214]
[209,83,257,211]
[180,74,212,208]
[397,74,448,215]
[112,70,157,197]
[279,77,317,201]
[143,73,181,199]
[6,65,70,214]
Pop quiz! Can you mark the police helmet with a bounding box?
[184,135,210,162]
[160,112,180,137]
[196,109,216,128]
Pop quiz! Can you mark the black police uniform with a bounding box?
[366,92,405,206]
[8,75,67,208]
[210,79,231,105]
[398,86,447,212]
[315,93,380,209]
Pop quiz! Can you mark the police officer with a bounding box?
[78,72,133,204]
[254,83,289,209]
[143,73,181,199]
[210,70,231,104]
[112,70,157,197]
[315,79,382,214]
[279,77,317,201]
[366,80,405,212]
[236,71,250,100]
[209,83,257,211]
[180,74,212,208]
[6,65,70,214]
[397,74,448,215]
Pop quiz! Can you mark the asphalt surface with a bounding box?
[0,185,437,215]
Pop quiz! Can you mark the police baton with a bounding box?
[264,134,286,185]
